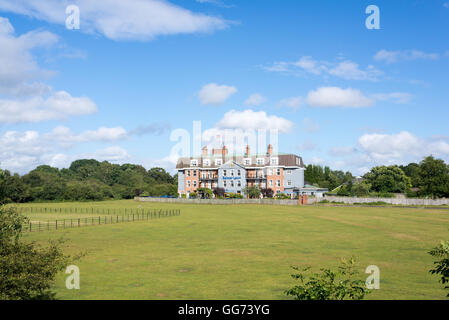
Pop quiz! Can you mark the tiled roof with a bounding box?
[176,154,304,169]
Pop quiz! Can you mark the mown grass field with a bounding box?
[14,200,449,300]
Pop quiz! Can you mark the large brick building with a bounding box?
[176,144,321,198]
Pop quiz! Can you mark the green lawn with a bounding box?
[16,200,449,300]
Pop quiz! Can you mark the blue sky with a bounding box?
[0,0,448,174]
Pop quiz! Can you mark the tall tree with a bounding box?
[364,166,411,193]
[418,156,449,198]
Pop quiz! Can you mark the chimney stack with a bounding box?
[267,144,273,156]
[245,145,250,156]
[222,145,228,156]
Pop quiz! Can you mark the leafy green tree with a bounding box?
[364,166,411,193]
[0,206,76,300]
[351,182,371,197]
[244,186,261,199]
[148,167,174,184]
[418,156,449,198]
[399,163,421,188]
[285,257,370,300]
[429,239,449,298]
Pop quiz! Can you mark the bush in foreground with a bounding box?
[0,206,78,300]
[429,239,449,298]
[285,257,370,300]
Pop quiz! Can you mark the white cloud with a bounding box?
[0,17,58,96]
[198,83,237,105]
[305,87,411,108]
[263,56,382,81]
[374,49,440,63]
[244,93,266,106]
[278,96,302,110]
[216,109,294,133]
[372,92,412,104]
[0,0,229,41]
[444,2,449,8]
[0,17,98,123]
[86,146,130,162]
[358,131,449,164]
[47,126,127,146]
[306,87,375,108]
[0,91,97,123]
[0,126,130,173]
[328,61,382,81]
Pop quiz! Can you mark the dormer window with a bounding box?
[190,160,198,167]
[270,157,279,165]
[203,159,211,166]
[215,159,223,166]
[243,158,251,166]
[256,158,265,165]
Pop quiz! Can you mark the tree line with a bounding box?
[0,159,178,203]
[305,156,449,198]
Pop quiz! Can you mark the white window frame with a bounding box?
[270,157,279,165]
[190,160,198,167]
[244,158,252,166]
[203,159,211,166]
[215,159,223,166]
[256,158,265,165]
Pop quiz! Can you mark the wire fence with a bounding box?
[22,209,181,233]
[17,206,174,215]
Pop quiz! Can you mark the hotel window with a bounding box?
[269,180,273,187]
[276,168,281,175]
[187,181,191,188]
[215,159,223,166]
[244,158,251,166]
[287,170,292,174]
[276,180,281,187]
[237,170,241,176]
[203,159,211,166]
[230,170,234,177]
[223,169,227,177]
[193,181,197,187]
[237,181,241,187]
[231,181,234,187]
[287,180,292,186]
[191,160,198,167]
[193,170,197,176]
[268,169,273,176]
[187,170,190,177]
[270,157,279,165]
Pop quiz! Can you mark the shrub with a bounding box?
[285,257,370,300]
[0,206,80,300]
[429,240,449,298]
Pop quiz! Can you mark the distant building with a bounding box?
[176,145,328,198]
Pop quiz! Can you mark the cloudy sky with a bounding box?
[0,0,448,175]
